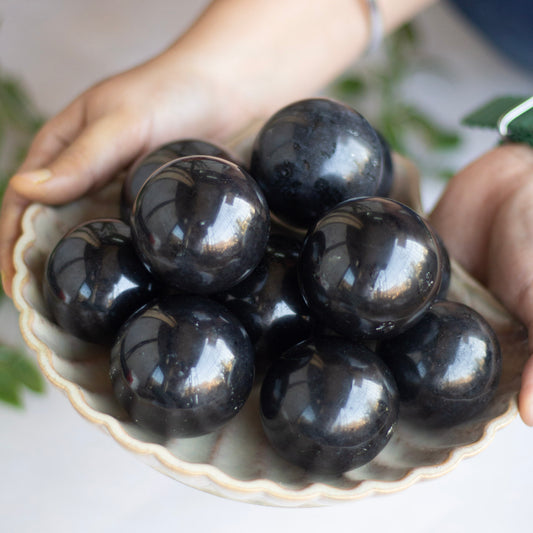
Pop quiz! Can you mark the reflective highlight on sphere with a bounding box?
[378,300,502,427]
[43,219,157,344]
[250,98,384,229]
[299,197,442,339]
[110,295,255,437]
[260,336,399,474]
[131,155,270,294]
[120,139,235,222]
[216,234,314,375]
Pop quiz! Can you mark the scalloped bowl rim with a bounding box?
[12,196,519,506]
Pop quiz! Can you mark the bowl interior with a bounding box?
[12,157,529,506]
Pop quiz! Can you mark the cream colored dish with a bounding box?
[12,155,528,507]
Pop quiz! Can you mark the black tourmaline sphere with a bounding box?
[434,231,452,300]
[120,139,235,222]
[110,295,255,438]
[250,97,385,229]
[298,197,442,339]
[260,336,399,474]
[378,300,502,428]
[215,234,313,374]
[375,131,394,197]
[43,218,157,344]
[131,155,270,294]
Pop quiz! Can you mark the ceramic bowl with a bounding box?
[12,150,528,507]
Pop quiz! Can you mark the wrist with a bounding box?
[139,46,255,142]
[160,0,369,119]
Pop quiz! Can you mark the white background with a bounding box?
[1,1,533,532]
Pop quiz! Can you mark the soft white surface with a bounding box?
[1,2,533,531]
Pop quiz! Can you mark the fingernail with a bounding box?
[13,169,52,184]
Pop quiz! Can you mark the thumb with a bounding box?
[429,143,533,283]
[9,110,150,204]
[519,356,533,426]
[485,181,533,426]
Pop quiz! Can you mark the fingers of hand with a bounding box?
[2,105,148,297]
[10,110,149,205]
[17,99,86,173]
[487,181,533,332]
[519,355,533,426]
[429,143,533,282]
[487,194,533,426]
[429,143,533,424]
[0,187,32,298]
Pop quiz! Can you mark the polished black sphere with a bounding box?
[435,231,452,299]
[120,139,235,222]
[250,97,384,229]
[131,155,270,294]
[378,300,502,428]
[260,336,399,474]
[110,295,255,437]
[215,234,313,374]
[43,219,157,344]
[375,132,394,197]
[299,197,442,339]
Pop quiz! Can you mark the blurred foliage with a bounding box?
[330,23,462,179]
[0,346,45,407]
[0,69,44,176]
[0,67,45,407]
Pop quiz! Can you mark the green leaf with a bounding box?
[437,168,456,181]
[0,372,22,407]
[0,347,44,407]
[462,96,533,147]
[380,113,408,155]
[402,106,462,150]
[432,130,462,150]
[0,70,44,147]
[10,355,45,393]
[0,77,37,129]
[0,68,48,407]
[0,172,11,225]
[0,118,5,151]
[394,22,419,47]
[0,68,45,223]
[384,23,420,72]
[462,96,528,128]
[334,76,367,98]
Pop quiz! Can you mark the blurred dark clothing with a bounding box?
[449,0,533,71]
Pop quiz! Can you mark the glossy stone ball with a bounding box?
[250,97,384,229]
[120,139,235,222]
[260,336,399,474]
[216,234,313,375]
[375,132,394,197]
[43,219,157,345]
[378,300,502,428]
[110,295,255,438]
[131,155,270,294]
[299,197,442,339]
[435,231,452,300]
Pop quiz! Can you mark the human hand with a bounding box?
[0,49,252,297]
[429,143,533,426]
[0,0,443,298]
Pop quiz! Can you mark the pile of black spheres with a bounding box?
[43,97,501,475]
